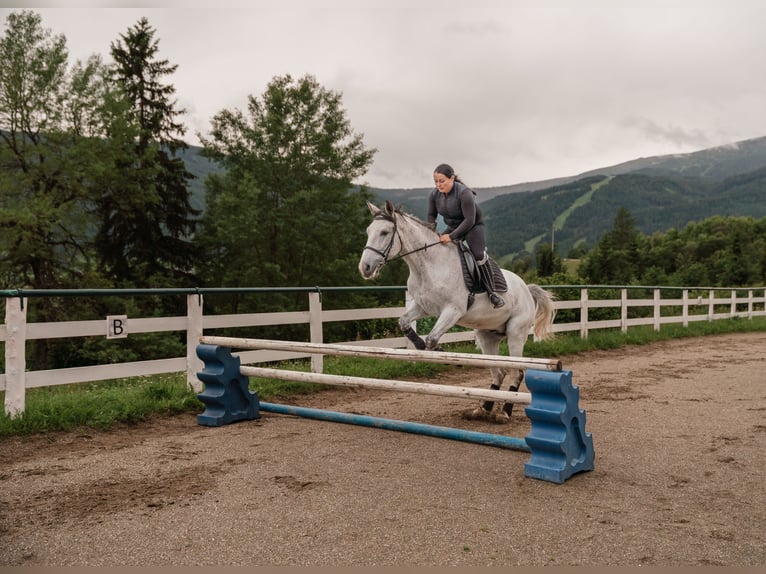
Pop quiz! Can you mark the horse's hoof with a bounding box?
[489,410,511,425]
[462,407,492,421]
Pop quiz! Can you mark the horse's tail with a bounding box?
[529,284,557,341]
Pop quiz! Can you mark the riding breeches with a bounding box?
[450,223,487,260]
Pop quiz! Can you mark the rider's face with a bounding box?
[434,173,455,194]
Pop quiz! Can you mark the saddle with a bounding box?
[456,242,508,309]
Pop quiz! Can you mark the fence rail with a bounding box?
[2,285,765,416]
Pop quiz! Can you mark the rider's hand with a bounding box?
[439,234,452,244]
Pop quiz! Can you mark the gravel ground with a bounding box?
[1,332,765,566]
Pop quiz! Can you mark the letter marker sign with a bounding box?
[107,315,128,339]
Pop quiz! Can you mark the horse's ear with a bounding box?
[367,201,381,216]
[385,200,395,214]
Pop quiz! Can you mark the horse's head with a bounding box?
[358,201,400,279]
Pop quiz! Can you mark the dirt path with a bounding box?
[1,332,765,566]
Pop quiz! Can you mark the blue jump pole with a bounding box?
[259,401,530,452]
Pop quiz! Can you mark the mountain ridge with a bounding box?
[181,135,766,261]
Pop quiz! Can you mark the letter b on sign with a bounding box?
[107,315,128,339]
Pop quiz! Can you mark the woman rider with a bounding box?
[427,163,505,308]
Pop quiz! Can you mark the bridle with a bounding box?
[363,213,442,266]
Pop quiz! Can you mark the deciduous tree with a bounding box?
[197,74,377,296]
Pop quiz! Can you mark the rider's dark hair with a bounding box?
[434,163,464,184]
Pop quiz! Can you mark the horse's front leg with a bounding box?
[423,306,464,351]
[398,301,428,350]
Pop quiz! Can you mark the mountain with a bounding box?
[577,136,766,181]
[482,168,766,260]
[368,136,766,259]
[181,135,766,260]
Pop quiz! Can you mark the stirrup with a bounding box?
[489,292,505,308]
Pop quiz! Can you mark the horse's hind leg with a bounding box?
[500,321,533,419]
[471,330,507,419]
[501,370,525,418]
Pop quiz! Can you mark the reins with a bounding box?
[363,213,442,266]
[385,240,442,264]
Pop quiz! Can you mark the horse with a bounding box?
[358,200,556,421]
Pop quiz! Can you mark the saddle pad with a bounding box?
[457,247,508,294]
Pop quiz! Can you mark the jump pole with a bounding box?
[241,365,531,404]
[259,402,530,451]
[199,335,563,372]
[194,342,595,484]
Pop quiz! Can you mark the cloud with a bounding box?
[620,117,711,149]
[4,1,766,189]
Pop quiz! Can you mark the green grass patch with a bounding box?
[2,316,765,437]
[0,373,202,437]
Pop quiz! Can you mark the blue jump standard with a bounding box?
[195,343,595,484]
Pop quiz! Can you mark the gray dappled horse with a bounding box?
[358,201,556,421]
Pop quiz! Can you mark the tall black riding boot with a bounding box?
[478,259,505,308]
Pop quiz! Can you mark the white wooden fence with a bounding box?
[2,286,765,416]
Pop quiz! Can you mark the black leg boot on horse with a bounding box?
[477,255,505,308]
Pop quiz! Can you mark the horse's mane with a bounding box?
[378,201,437,234]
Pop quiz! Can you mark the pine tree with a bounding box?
[96,17,198,286]
[579,207,643,284]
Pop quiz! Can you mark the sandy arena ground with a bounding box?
[1,332,764,566]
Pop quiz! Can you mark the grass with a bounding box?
[2,316,765,437]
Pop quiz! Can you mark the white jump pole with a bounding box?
[240,365,532,404]
[200,336,562,372]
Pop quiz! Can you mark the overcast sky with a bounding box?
[3,1,766,189]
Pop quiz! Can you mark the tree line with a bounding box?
[529,207,766,288]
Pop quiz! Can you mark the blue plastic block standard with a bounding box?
[196,344,260,427]
[523,369,595,483]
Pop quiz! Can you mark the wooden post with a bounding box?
[4,297,27,417]
[653,288,661,332]
[748,289,754,320]
[682,289,689,328]
[308,291,323,373]
[580,288,589,339]
[186,294,204,392]
[620,288,628,333]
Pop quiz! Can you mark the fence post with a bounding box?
[4,297,27,417]
[308,291,323,373]
[708,289,715,321]
[682,289,689,328]
[580,288,589,339]
[620,288,628,333]
[653,288,661,331]
[187,294,204,392]
[748,290,754,320]
[730,290,737,318]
